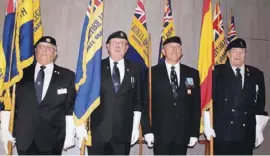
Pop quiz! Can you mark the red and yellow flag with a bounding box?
[198,0,214,132]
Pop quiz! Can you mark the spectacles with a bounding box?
[109,41,128,47]
[165,45,181,50]
[37,44,56,52]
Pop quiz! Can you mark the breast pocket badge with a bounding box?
[185,77,194,95]
[57,88,67,95]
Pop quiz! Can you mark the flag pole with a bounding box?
[148,33,152,126]
[80,137,86,155]
[210,102,214,155]
[80,120,87,155]
[7,0,21,154]
[7,85,16,156]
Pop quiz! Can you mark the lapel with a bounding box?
[224,62,239,93]
[224,63,252,104]
[160,63,175,99]
[238,66,252,103]
[177,64,186,97]
[117,59,131,96]
[26,64,39,104]
[40,64,59,105]
[101,58,115,94]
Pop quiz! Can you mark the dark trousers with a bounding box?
[16,140,62,155]
[153,139,188,155]
[87,139,131,155]
[214,140,254,155]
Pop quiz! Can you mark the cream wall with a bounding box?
[0,0,270,154]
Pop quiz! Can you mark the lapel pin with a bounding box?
[187,89,192,95]
[246,68,250,76]
[127,68,129,72]
[54,71,60,75]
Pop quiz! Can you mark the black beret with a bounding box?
[35,36,57,47]
[106,31,128,44]
[163,36,182,46]
[226,38,246,51]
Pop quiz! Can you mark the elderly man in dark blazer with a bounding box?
[76,31,143,155]
[141,36,201,155]
[204,38,269,155]
[0,36,76,155]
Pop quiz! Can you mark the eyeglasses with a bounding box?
[109,41,128,47]
[165,45,181,50]
[37,44,56,52]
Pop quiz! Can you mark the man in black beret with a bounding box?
[76,31,143,155]
[204,38,269,154]
[0,36,76,155]
[141,36,201,155]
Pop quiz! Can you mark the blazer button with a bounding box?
[232,109,235,112]
[174,103,176,106]
[243,124,246,127]
[244,112,247,115]
[225,98,228,101]
[230,121,234,124]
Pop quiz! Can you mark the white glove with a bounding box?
[188,137,198,147]
[76,124,88,148]
[0,111,16,154]
[203,111,216,140]
[63,116,75,150]
[144,133,154,148]
[130,111,141,145]
[255,115,270,147]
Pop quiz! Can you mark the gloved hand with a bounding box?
[130,111,141,145]
[76,124,88,148]
[188,137,198,147]
[203,111,216,140]
[144,133,154,148]
[63,116,75,150]
[255,115,270,147]
[0,111,16,154]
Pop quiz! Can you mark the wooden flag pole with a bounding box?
[7,85,16,156]
[210,102,214,155]
[148,33,152,126]
[139,125,143,156]
[80,138,86,155]
[7,0,20,155]
[80,119,87,155]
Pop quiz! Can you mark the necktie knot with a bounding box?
[114,62,118,66]
[171,66,175,71]
[40,66,46,71]
[236,68,241,73]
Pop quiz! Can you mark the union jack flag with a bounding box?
[163,0,173,27]
[213,2,224,41]
[158,0,175,63]
[227,8,237,43]
[86,0,102,16]
[213,1,226,65]
[86,1,91,16]
[93,0,102,12]
[126,0,149,69]
[134,0,147,27]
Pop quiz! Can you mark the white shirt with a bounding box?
[109,57,125,83]
[231,65,245,88]
[165,61,180,86]
[35,62,54,100]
